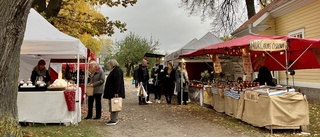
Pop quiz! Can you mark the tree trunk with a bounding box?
[45,0,63,18]
[32,0,63,19]
[245,0,256,19]
[32,0,46,12]
[125,63,131,77]
[0,0,33,136]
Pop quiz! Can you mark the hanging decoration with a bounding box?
[242,47,253,74]
[211,53,222,73]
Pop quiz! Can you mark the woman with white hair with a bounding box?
[84,61,105,119]
[103,59,125,126]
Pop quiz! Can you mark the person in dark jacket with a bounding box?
[163,62,175,104]
[137,59,150,104]
[84,61,105,119]
[153,64,164,103]
[30,59,51,86]
[133,65,139,88]
[103,59,125,126]
[253,66,276,86]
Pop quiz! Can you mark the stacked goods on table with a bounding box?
[189,80,204,88]
[48,78,68,91]
[47,71,70,91]
[210,80,261,93]
[19,79,47,91]
[209,80,291,97]
[19,79,35,88]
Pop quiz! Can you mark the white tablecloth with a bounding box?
[17,90,81,124]
[188,86,204,107]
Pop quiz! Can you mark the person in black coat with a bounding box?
[253,66,276,86]
[133,65,140,88]
[153,64,164,103]
[163,62,175,104]
[137,59,150,104]
[103,59,125,126]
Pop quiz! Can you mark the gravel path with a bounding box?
[92,80,252,137]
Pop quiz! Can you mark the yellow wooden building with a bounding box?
[232,0,320,102]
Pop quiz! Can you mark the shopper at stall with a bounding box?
[137,59,151,104]
[176,62,190,105]
[103,59,125,126]
[133,65,139,88]
[84,61,105,119]
[163,62,175,104]
[153,64,164,103]
[30,59,51,86]
[254,66,276,86]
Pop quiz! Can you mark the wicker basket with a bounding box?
[86,86,94,96]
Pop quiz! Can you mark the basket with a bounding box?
[86,86,94,96]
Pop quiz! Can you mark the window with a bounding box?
[288,28,305,38]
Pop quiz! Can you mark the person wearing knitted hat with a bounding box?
[30,59,51,86]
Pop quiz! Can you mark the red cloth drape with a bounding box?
[49,67,58,84]
[64,90,75,111]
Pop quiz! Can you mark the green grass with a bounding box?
[309,104,320,136]
[21,120,101,137]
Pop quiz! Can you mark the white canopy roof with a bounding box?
[165,32,222,61]
[165,38,198,61]
[19,9,87,80]
[21,8,87,58]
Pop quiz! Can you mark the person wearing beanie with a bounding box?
[30,59,51,86]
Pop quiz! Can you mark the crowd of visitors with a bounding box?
[84,58,190,126]
[134,59,190,105]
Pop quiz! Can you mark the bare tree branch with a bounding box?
[180,0,256,36]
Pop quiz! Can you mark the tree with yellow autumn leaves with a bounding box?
[31,0,137,55]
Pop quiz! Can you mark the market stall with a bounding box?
[180,34,320,131]
[188,84,204,107]
[18,89,81,124]
[240,90,308,128]
[17,8,87,125]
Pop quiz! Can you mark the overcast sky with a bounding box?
[100,0,213,54]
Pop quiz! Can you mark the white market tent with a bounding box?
[19,8,87,80]
[165,32,222,62]
[18,8,86,125]
[165,38,198,61]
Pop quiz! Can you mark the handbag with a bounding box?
[86,86,94,96]
[111,97,122,112]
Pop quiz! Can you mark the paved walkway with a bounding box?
[93,81,252,137]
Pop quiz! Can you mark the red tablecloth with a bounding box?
[190,85,203,90]
[64,90,75,111]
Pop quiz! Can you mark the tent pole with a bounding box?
[76,53,80,125]
[289,43,314,69]
[264,51,286,70]
[285,47,289,91]
[180,61,183,105]
[84,58,88,108]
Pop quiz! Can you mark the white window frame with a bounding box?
[288,28,305,38]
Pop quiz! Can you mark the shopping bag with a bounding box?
[136,85,148,98]
[111,97,122,112]
[136,85,143,96]
[86,86,94,96]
